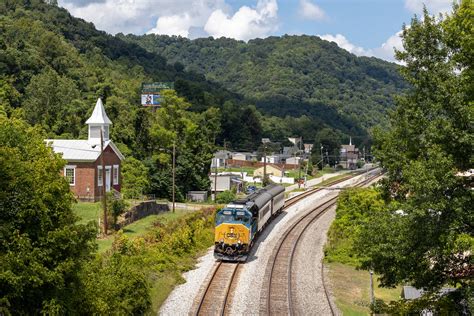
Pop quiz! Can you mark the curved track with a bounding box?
[262,173,381,315]
[194,262,240,316]
[195,170,381,316]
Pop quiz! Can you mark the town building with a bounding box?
[254,164,285,177]
[211,150,232,168]
[339,137,359,169]
[209,174,243,193]
[46,98,124,201]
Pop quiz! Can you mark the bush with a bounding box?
[325,188,385,265]
[216,190,236,204]
[107,192,129,228]
[356,160,365,168]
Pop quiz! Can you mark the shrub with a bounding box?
[216,190,236,204]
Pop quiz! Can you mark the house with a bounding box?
[261,155,283,164]
[254,164,284,177]
[340,137,359,169]
[285,156,301,165]
[232,152,253,161]
[209,174,243,193]
[211,150,231,168]
[46,98,124,201]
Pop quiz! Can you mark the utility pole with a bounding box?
[262,138,270,186]
[370,270,375,309]
[298,137,302,188]
[263,143,267,186]
[320,144,324,171]
[100,128,108,235]
[223,140,227,170]
[172,142,176,213]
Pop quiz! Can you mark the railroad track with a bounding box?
[284,167,378,208]
[262,173,381,315]
[194,261,240,316]
[194,170,381,316]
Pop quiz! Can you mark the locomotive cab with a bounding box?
[214,205,254,261]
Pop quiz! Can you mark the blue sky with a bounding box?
[58,0,454,62]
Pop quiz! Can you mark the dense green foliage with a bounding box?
[106,208,216,312]
[147,90,220,200]
[0,0,386,202]
[325,188,385,265]
[216,190,237,204]
[121,33,408,130]
[0,108,97,313]
[350,2,472,312]
[121,157,150,199]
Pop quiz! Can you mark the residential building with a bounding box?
[46,98,124,201]
[285,156,301,165]
[211,150,231,168]
[232,152,254,161]
[339,137,359,169]
[209,174,243,193]
[253,164,284,177]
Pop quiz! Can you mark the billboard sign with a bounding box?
[142,82,174,93]
[141,94,162,106]
[141,82,174,107]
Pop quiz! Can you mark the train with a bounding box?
[214,184,285,261]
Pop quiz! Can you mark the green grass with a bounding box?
[96,209,191,253]
[316,173,354,187]
[327,262,401,315]
[217,166,256,175]
[73,202,101,225]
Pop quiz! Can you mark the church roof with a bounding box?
[85,98,112,125]
[45,139,124,162]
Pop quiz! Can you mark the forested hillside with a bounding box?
[121,34,408,129]
[0,0,404,199]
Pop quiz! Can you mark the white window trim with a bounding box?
[113,164,119,185]
[64,165,76,186]
[97,166,103,186]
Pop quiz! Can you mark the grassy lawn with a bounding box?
[327,262,401,315]
[73,202,101,225]
[316,172,354,187]
[217,166,256,175]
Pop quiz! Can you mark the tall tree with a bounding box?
[149,90,220,200]
[0,108,97,313]
[356,1,473,308]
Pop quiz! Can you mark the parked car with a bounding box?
[246,185,257,194]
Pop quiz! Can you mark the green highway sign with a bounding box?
[141,82,174,93]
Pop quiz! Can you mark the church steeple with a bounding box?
[349,136,352,146]
[86,98,112,144]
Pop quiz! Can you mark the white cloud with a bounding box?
[404,0,454,15]
[318,32,405,64]
[318,34,371,57]
[60,0,278,40]
[372,31,404,63]
[298,0,325,21]
[204,0,278,41]
[148,14,193,37]
[59,0,229,35]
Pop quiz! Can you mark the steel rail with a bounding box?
[265,173,381,315]
[195,261,240,316]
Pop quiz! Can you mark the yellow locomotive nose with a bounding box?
[215,223,250,245]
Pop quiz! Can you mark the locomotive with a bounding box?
[214,184,285,261]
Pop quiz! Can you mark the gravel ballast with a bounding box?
[159,174,369,315]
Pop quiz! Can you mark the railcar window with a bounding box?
[216,213,234,224]
[235,211,250,223]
